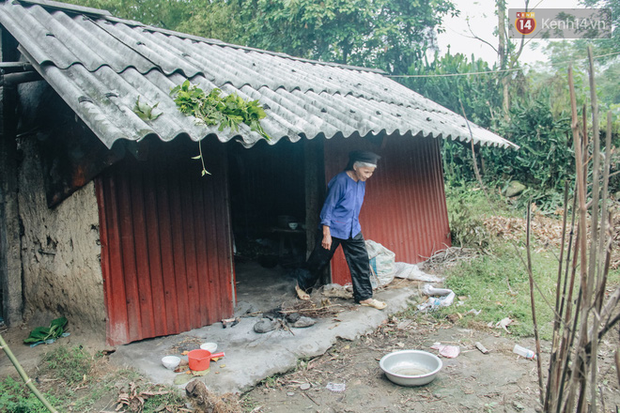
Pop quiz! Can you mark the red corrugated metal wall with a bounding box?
[96,139,234,346]
[324,134,451,286]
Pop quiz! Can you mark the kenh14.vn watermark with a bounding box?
[509,8,611,39]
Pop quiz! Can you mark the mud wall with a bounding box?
[18,138,105,339]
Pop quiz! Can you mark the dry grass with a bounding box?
[483,208,620,268]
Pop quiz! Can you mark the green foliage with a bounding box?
[184,0,459,73]
[445,186,492,248]
[529,41,617,116]
[171,80,270,176]
[42,345,92,385]
[225,0,457,73]
[0,377,61,413]
[133,96,162,121]
[492,92,574,192]
[405,51,582,211]
[405,52,504,128]
[576,0,620,63]
[62,0,201,30]
[171,80,269,139]
[23,317,68,344]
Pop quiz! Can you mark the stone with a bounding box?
[504,181,526,197]
[253,318,279,333]
[291,316,316,328]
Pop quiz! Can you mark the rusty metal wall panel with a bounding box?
[324,135,451,286]
[96,140,234,346]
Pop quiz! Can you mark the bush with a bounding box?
[445,184,515,248]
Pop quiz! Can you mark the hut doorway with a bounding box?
[227,138,324,312]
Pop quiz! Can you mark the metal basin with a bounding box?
[379,350,442,386]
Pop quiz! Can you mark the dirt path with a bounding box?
[2,313,619,412]
[241,316,620,413]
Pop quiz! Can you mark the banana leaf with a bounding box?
[24,317,68,344]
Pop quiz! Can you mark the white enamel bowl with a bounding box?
[161,356,181,370]
[379,350,442,386]
[200,342,218,353]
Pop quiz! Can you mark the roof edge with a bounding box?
[114,21,387,75]
[14,0,112,16]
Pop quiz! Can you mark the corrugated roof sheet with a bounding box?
[0,0,518,149]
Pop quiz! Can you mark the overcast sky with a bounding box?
[436,0,583,66]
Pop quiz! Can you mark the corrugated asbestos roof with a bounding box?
[0,0,517,149]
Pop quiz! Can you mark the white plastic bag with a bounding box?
[417,283,455,311]
[394,262,444,282]
[365,240,396,287]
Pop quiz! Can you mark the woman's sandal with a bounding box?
[360,298,387,310]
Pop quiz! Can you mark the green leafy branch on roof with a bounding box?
[133,96,162,121]
[171,80,270,176]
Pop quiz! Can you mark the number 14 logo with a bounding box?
[515,11,536,35]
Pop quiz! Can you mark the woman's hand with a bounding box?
[322,226,332,250]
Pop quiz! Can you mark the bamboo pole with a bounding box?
[0,334,58,413]
[544,182,570,412]
[551,61,616,413]
[587,45,602,413]
[565,65,590,413]
[526,203,545,407]
[595,111,613,312]
[556,194,579,413]
[615,351,620,388]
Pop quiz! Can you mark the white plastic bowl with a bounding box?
[200,342,218,353]
[379,350,442,386]
[161,356,181,370]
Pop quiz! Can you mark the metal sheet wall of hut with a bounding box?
[324,134,451,286]
[96,138,235,346]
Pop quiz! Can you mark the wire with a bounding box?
[386,50,620,79]
[388,67,522,78]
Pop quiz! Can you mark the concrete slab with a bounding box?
[108,278,420,395]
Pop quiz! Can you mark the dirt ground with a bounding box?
[2,213,620,413]
[1,302,620,412]
[240,315,620,413]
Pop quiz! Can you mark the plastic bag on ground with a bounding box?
[365,240,396,287]
[431,342,460,358]
[417,283,456,311]
[422,284,453,296]
[394,262,444,282]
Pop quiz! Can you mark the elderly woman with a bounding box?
[295,150,386,310]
